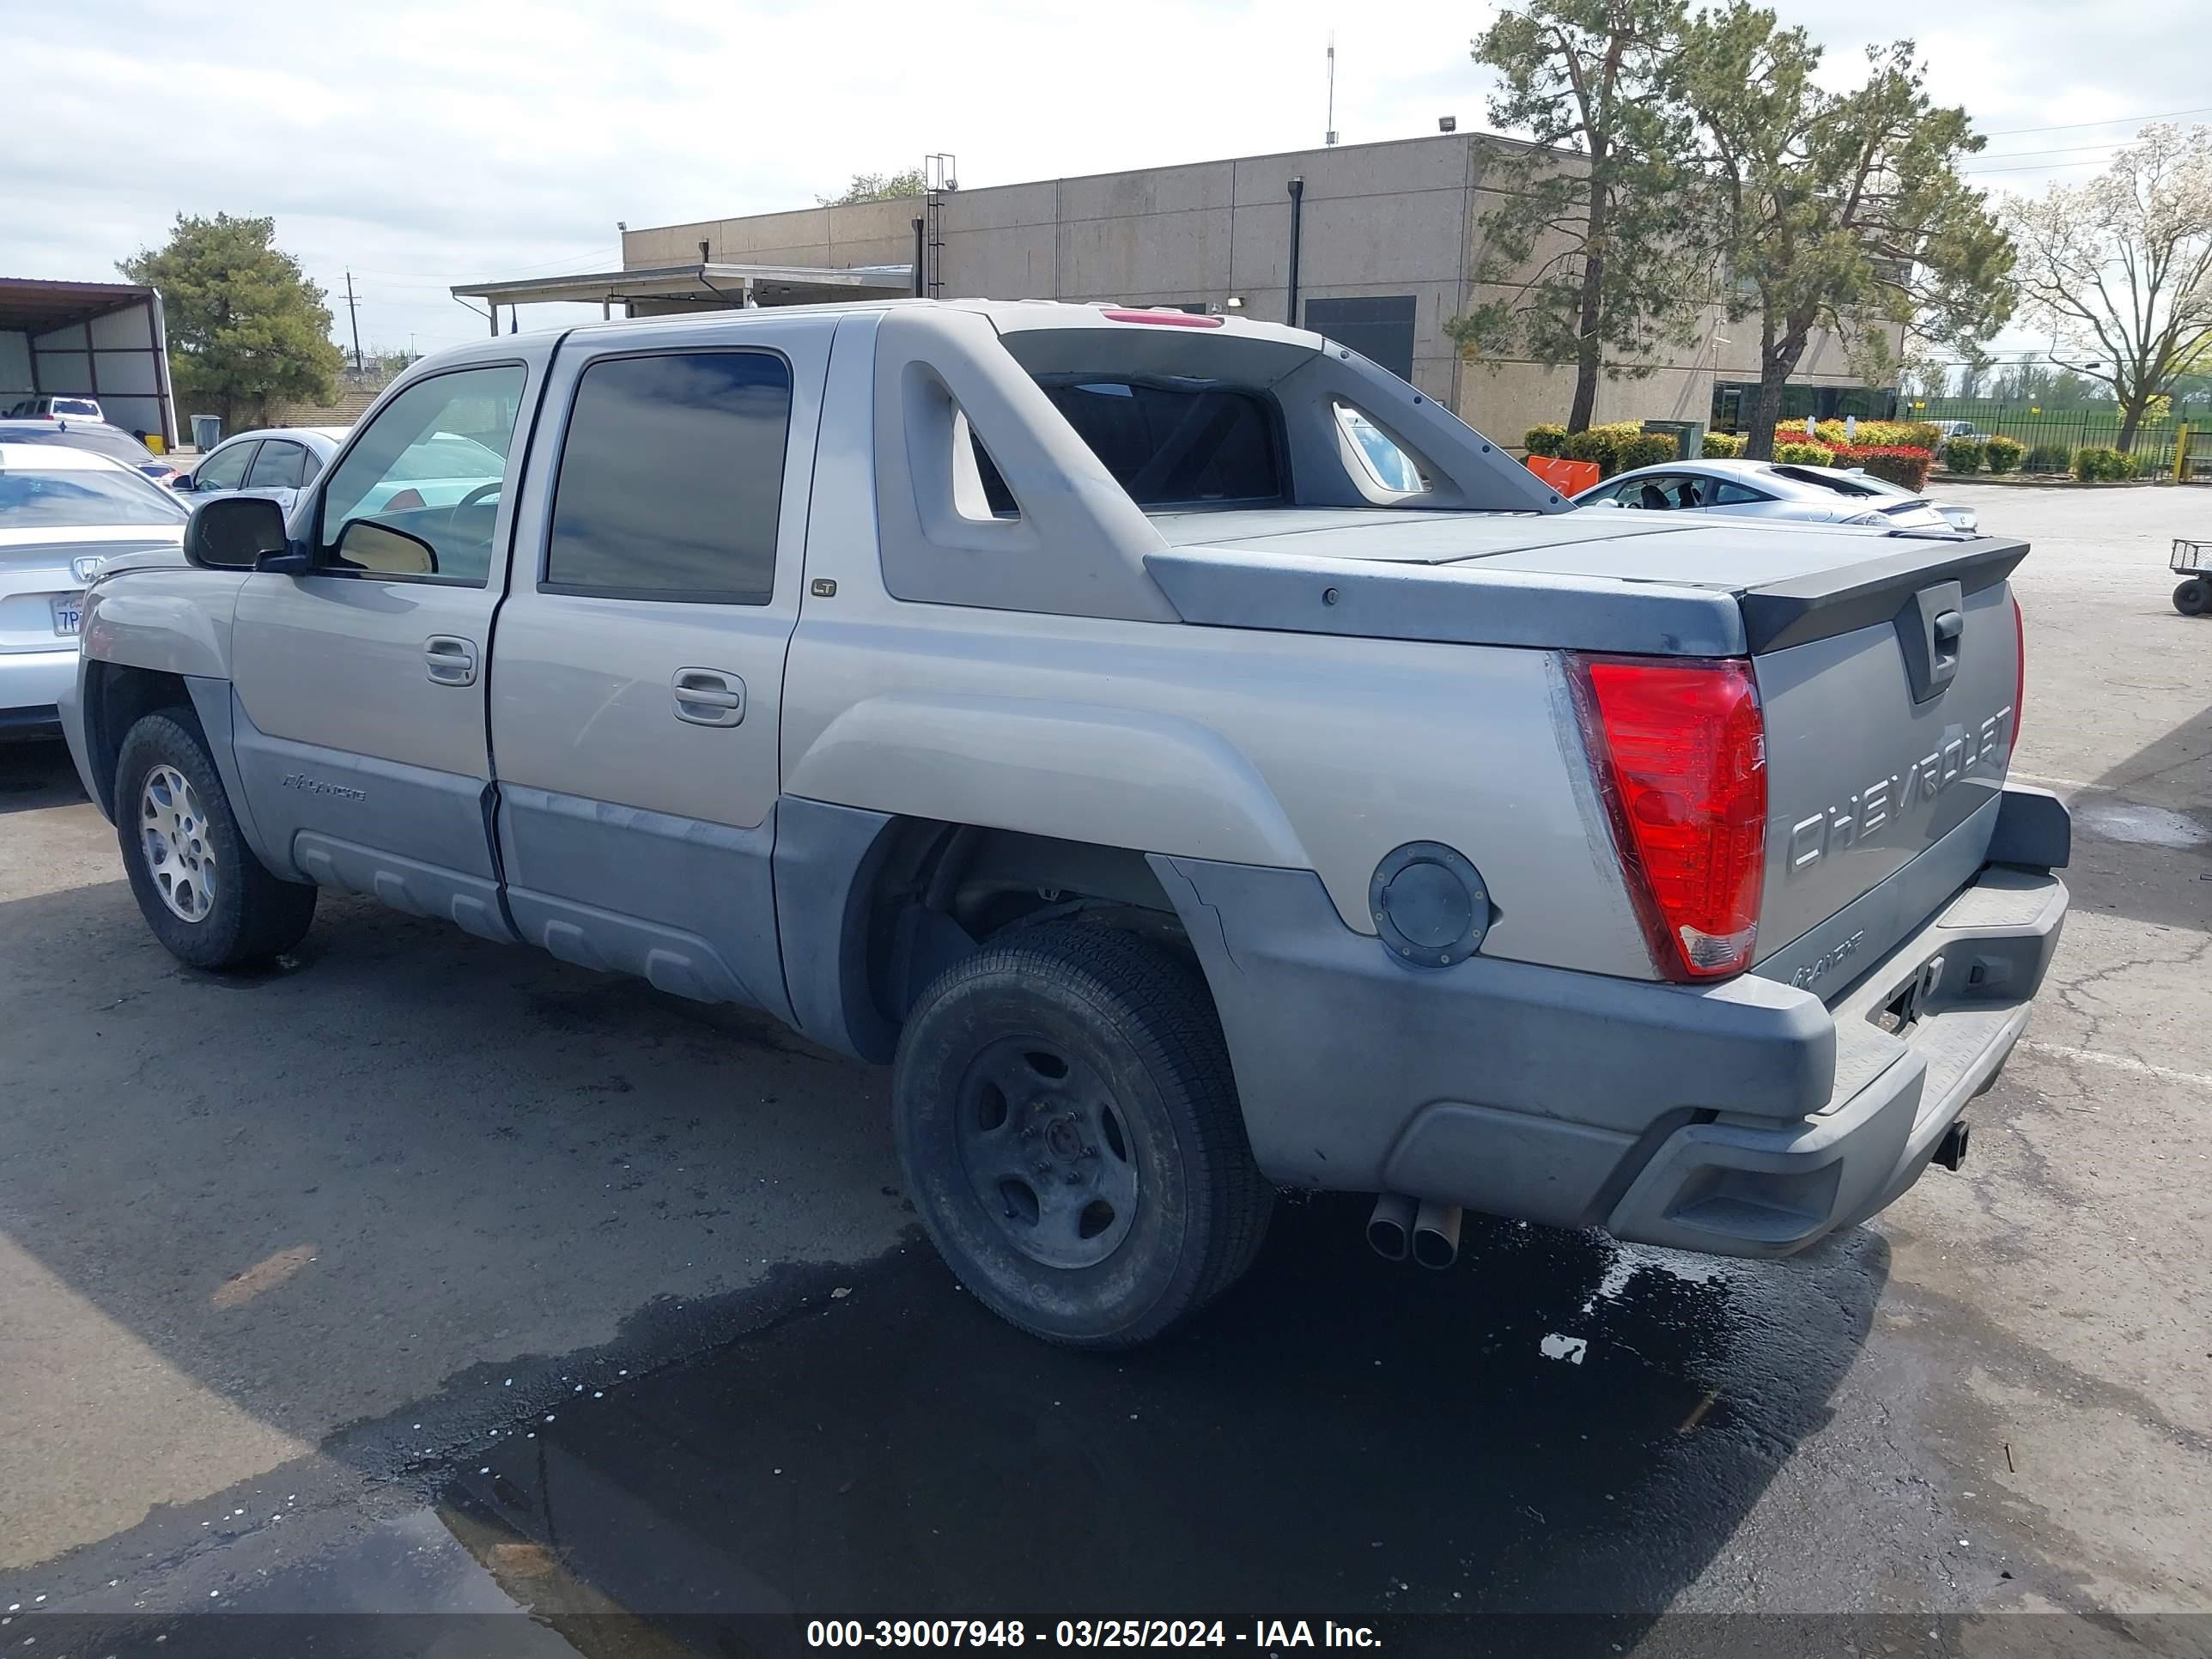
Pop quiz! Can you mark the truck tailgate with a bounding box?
[1745,544,2024,983]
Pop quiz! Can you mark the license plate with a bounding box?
[52,594,82,636]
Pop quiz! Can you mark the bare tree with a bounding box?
[2003,124,2212,453]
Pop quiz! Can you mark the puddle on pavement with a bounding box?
[400,1198,1875,1652]
[29,1200,1885,1657]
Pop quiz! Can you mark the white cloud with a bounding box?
[9,0,2209,362]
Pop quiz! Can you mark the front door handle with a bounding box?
[672,667,745,726]
[424,635,477,687]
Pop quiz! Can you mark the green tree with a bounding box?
[2002,124,2212,453]
[817,167,928,206]
[118,213,341,426]
[1447,0,1715,433]
[1680,12,2013,459]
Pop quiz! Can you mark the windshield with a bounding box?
[0,465,188,528]
[2,423,158,467]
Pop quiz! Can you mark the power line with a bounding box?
[1964,157,2122,176]
[1982,104,2212,138]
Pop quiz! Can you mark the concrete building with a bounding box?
[459,132,1893,446]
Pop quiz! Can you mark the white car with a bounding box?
[4,395,105,424]
[1573,459,1954,532]
[1,444,186,737]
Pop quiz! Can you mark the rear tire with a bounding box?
[116,709,318,969]
[892,921,1273,1348]
[2174,578,2210,617]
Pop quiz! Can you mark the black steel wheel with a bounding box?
[893,921,1273,1347]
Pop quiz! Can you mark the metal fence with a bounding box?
[1907,403,2210,476]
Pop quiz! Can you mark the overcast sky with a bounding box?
[9,0,2209,365]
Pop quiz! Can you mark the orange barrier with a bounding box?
[1525,454,1601,495]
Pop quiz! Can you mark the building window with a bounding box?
[1303,295,1418,384]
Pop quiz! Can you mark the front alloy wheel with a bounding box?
[139,763,217,922]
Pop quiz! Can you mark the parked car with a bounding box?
[1,443,185,737]
[59,301,2069,1346]
[1928,420,1984,442]
[176,427,349,516]
[4,395,105,423]
[0,418,185,488]
[1843,467,1979,533]
[1574,459,1954,531]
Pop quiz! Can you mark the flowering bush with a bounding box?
[1699,430,1745,457]
[1778,419,1942,450]
[1827,444,1936,490]
[1984,435,2026,474]
[1524,423,1568,458]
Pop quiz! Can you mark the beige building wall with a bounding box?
[625,133,1892,447]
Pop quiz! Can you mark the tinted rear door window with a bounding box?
[544,351,791,604]
[246,441,307,489]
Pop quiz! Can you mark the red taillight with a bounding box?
[1099,307,1224,327]
[1572,655,1767,981]
[2011,592,2026,750]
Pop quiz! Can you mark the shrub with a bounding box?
[1830,444,1936,490]
[1984,435,2025,475]
[1773,441,1836,465]
[1942,437,1985,474]
[1786,418,1938,451]
[2073,447,2142,482]
[1525,423,1568,459]
[1700,430,1745,458]
[1613,432,1680,472]
[2023,441,2072,472]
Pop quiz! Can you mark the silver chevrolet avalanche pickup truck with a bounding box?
[61,301,2069,1346]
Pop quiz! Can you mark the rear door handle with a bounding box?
[424,635,477,687]
[672,667,745,726]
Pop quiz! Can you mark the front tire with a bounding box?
[2174,578,2210,617]
[893,922,1273,1347]
[116,709,318,969]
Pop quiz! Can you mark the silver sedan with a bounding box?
[1572,458,1961,532]
[2,444,187,737]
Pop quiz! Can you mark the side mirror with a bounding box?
[171,473,194,490]
[184,495,289,570]
[333,518,438,576]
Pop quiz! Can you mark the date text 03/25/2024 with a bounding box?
[805,1621,1383,1650]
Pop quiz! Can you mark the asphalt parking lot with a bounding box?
[2,481,2208,1656]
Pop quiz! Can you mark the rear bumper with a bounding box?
[1603,866,2063,1253]
[1155,836,2067,1261]
[0,647,76,737]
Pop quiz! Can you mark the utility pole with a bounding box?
[343,271,362,373]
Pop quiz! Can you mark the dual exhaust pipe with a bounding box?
[1366,1193,1462,1270]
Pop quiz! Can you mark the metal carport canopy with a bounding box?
[451,262,917,330]
[0,277,177,447]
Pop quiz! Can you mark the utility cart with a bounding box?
[2173,539,2212,616]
